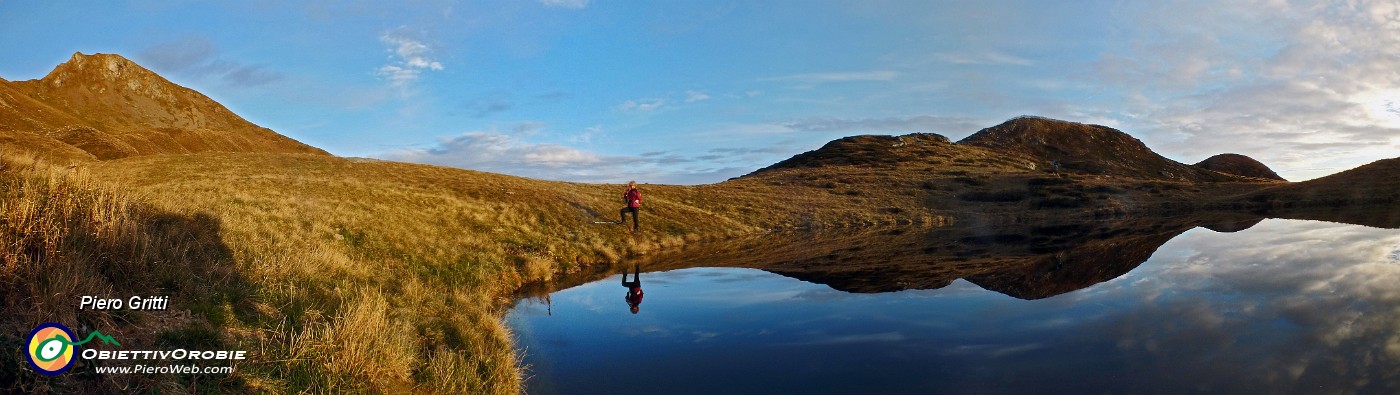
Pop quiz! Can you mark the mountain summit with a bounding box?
[957,116,1237,181]
[1193,153,1286,181]
[0,52,326,161]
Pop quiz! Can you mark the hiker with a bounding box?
[619,181,642,232]
[621,264,643,314]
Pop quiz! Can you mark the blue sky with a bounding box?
[2,0,1397,183]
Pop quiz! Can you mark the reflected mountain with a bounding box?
[520,203,1400,301]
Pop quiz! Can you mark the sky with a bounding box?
[1,0,1397,184]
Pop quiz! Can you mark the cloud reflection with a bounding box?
[1072,219,1400,391]
[786,331,906,346]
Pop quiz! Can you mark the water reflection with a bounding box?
[516,205,1400,304]
[509,207,1400,393]
[622,264,643,314]
[1065,220,1400,392]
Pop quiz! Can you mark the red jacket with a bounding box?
[624,188,641,208]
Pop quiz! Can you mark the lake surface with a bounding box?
[507,219,1400,394]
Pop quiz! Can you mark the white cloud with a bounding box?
[934,51,1033,66]
[782,115,985,135]
[384,131,601,171]
[379,123,760,184]
[616,98,665,112]
[138,37,283,87]
[375,28,444,92]
[685,90,711,103]
[1090,0,1400,180]
[570,125,602,144]
[762,70,898,84]
[539,0,588,9]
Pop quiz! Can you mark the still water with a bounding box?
[507,219,1400,394]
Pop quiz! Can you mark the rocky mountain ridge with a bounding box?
[753,116,1285,184]
[0,52,327,161]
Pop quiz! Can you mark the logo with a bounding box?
[26,323,76,376]
[24,323,120,376]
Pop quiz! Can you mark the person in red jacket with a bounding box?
[621,264,643,314]
[619,181,642,232]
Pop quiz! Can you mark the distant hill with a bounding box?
[750,116,1261,183]
[1194,153,1285,181]
[0,52,327,162]
[957,116,1240,182]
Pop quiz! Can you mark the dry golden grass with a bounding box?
[1,150,546,393]
[0,151,247,392]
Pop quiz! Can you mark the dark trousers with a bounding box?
[620,207,639,229]
[622,264,641,287]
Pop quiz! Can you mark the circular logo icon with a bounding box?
[26,323,77,376]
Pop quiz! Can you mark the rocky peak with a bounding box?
[0,52,329,160]
[43,52,156,87]
[17,52,240,131]
[38,52,185,105]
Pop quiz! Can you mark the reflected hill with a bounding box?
[520,205,1400,301]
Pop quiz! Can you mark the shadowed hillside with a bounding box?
[1244,158,1400,214]
[0,53,326,162]
[0,153,250,393]
[1194,153,1286,181]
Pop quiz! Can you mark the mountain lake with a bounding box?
[507,218,1400,394]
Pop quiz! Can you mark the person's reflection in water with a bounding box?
[1050,251,1068,272]
[621,264,644,314]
